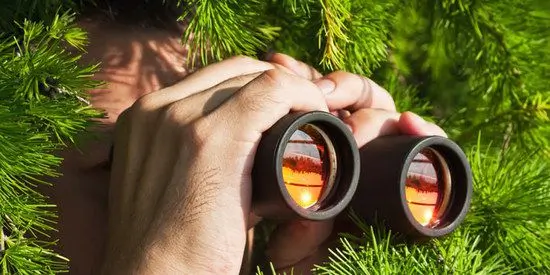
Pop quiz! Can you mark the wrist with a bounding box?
[101,242,243,275]
[146,241,243,275]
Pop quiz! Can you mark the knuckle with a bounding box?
[113,108,133,138]
[271,63,297,76]
[240,70,289,110]
[259,69,287,89]
[183,117,215,148]
[132,93,158,113]
[307,65,322,79]
[159,102,189,125]
[361,76,374,90]
[359,76,374,105]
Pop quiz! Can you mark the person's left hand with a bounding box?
[262,53,447,274]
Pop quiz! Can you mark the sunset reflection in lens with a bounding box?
[282,124,336,209]
[405,148,451,227]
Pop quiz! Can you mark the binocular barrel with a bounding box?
[252,111,473,239]
[354,135,472,238]
[252,111,360,221]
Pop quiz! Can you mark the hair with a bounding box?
[80,0,184,31]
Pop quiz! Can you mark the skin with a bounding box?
[42,16,446,275]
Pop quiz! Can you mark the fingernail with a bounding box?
[314,78,335,94]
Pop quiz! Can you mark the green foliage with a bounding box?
[317,0,393,75]
[0,238,68,274]
[180,0,280,66]
[1,0,549,273]
[0,0,94,33]
[314,223,509,274]
[390,0,550,150]
[0,10,100,274]
[0,14,94,101]
[465,141,550,272]
[377,74,432,117]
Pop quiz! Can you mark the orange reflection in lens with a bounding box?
[282,167,323,208]
[405,149,442,227]
[282,124,332,209]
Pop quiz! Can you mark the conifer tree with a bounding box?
[0,0,548,273]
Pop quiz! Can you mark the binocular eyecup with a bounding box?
[252,111,472,239]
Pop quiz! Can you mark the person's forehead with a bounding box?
[78,17,189,125]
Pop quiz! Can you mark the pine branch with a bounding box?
[379,74,432,115]
[0,11,99,273]
[312,212,510,274]
[180,0,279,66]
[318,0,350,70]
[465,138,550,272]
[453,94,550,149]
[428,0,549,150]
[319,0,395,75]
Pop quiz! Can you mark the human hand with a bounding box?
[263,54,447,274]
[103,55,338,274]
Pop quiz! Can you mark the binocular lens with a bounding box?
[253,111,359,220]
[405,148,451,228]
[353,135,471,238]
[282,124,337,209]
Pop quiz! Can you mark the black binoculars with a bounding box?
[252,111,472,239]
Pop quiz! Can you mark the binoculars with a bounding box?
[252,111,472,239]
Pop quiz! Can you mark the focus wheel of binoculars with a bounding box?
[252,111,473,239]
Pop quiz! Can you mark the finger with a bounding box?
[132,55,275,112]
[343,108,401,147]
[265,220,334,269]
[211,69,330,140]
[266,53,323,80]
[147,70,330,236]
[319,71,396,112]
[161,71,263,125]
[399,112,448,137]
